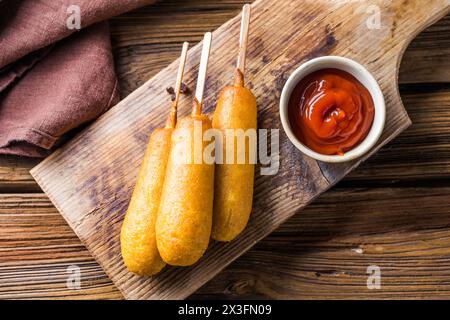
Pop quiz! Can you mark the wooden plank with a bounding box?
[110,0,253,97]
[347,86,450,182]
[109,0,450,97]
[1,3,448,192]
[29,0,449,299]
[194,186,450,299]
[1,87,450,191]
[400,15,450,84]
[0,0,448,300]
[0,194,121,299]
[0,157,39,192]
[1,86,449,299]
[2,187,450,299]
[1,87,448,297]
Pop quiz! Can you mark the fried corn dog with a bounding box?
[212,5,257,241]
[120,42,189,276]
[156,33,214,266]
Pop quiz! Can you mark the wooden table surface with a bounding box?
[1,0,450,299]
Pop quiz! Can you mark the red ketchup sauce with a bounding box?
[288,68,375,155]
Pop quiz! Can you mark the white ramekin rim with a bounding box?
[279,56,386,163]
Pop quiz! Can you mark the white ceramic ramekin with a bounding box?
[279,56,386,163]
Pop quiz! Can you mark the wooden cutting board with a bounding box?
[31,0,450,299]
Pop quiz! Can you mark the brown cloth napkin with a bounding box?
[0,0,157,157]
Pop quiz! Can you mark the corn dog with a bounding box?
[156,33,214,266]
[120,42,189,276]
[212,5,257,242]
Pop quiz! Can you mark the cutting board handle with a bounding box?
[393,0,450,51]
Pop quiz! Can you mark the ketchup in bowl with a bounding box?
[288,68,375,156]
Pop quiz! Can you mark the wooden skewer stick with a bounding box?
[236,4,251,74]
[167,42,189,128]
[194,32,213,109]
[174,42,189,107]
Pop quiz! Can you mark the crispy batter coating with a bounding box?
[120,128,171,276]
[156,114,215,266]
[212,70,257,241]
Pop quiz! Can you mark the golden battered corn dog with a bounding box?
[212,5,257,241]
[156,33,214,266]
[121,42,189,275]
[212,70,257,241]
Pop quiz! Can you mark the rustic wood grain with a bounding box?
[2,187,450,299]
[400,14,450,84]
[0,194,121,299]
[0,0,448,300]
[194,186,450,299]
[0,0,449,300]
[1,86,449,299]
[1,87,449,192]
[109,0,450,97]
[0,157,39,193]
[348,86,450,182]
[1,6,449,191]
[29,0,449,300]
